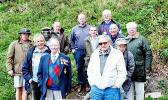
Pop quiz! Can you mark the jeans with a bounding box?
[30,81,41,100]
[74,49,88,84]
[90,86,121,100]
[125,82,144,100]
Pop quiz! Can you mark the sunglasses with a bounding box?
[99,42,108,45]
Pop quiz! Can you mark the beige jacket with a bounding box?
[6,40,33,76]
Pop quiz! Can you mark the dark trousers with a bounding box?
[30,81,41,100]
[74,49,88,84]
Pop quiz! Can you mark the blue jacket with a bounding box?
[70,24,90,50]
[108,33,126,47]
[37,53,72,100]
[22,46,51,94]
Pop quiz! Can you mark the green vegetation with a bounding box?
[0,0,167,99]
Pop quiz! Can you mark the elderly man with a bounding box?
[37,38,72,100]
[98,9,121,35]
[125,22,152,100]
[115,38,135,100]
[87,35,127,100]
[6,28,33,100]
[70,13,90,92]
[22,34,50,100]
[50,22,70,55]
[108,23,125,47]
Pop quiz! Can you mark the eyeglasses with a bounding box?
[99,42,108,45]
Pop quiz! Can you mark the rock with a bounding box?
[145,92,162,98]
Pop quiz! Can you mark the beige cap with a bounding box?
[115,38,127,45]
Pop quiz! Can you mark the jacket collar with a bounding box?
[126,32,140,39]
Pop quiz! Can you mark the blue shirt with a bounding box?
[103,21,113,34]
[32,47,48,82]
[70,24,90,50]
[99,48,111,75]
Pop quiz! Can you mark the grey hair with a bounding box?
[109,23,119,31]
[98,35,111,42]
[102,9,111,16]
[33,34,45,42]
[78,13,86,19]
[126,22,137,29]
[48,37,60,47]
[53,22,61,28]
[89,25,97,31]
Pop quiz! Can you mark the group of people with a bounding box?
[6,9,152,100]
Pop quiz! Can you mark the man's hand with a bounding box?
[112,85,118,88]
[8,70,14,76]
[72,49,75,54]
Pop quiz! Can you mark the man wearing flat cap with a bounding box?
[6,28,33,100]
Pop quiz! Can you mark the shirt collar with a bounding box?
[51,52,59,58]
[34,46,48,53]
[78,24,87,28]
[99,47,111,56]
[126,32,139,39]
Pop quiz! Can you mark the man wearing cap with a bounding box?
[22,34,50,100]
[87,35,127,100]
[115,38,135,100]
[6,28,33,100]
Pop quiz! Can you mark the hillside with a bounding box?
[0,0,168,99]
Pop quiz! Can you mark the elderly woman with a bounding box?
[108,23,125,47]
[37,38,71,100]
[125,22,152,100]
[115,38,135,100]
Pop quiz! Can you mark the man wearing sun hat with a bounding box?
[6,28,33,100]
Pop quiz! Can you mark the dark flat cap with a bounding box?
[18,28,31,34]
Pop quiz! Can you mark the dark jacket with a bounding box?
[22,46,51,94]
[97,19,121,35]
[126,33,152,82]
[37,53,72,100]
[51,28,70,55]
[108,33,126,47]
[122,51,135,93]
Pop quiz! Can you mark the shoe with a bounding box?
[85,84,90,92]
[77,84,82,93]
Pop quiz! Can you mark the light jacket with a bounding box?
[6,40,33,76]
[37,53,72,100]
[87,47,127,89]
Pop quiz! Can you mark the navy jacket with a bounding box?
[22,46,51,94]
[37,53,72,100]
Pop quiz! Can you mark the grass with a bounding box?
[0,0,168,99]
